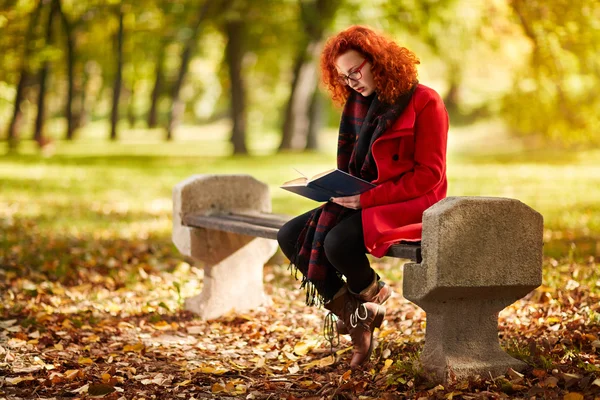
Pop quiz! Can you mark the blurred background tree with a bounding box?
[0,0,598,152]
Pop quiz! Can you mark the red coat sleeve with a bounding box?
[360,95,448,207]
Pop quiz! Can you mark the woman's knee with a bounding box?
[277,222,296,259]
[324,228,361,264]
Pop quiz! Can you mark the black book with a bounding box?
[280,168,375,202]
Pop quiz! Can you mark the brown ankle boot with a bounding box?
[337,277,392,335]
[324,286,386,368]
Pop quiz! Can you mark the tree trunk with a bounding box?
[7,72,30,151]
[147,43,166,128]
[110,9,124,141]
[225,19,248,155]
[74,62,90,129]
[7,0,43,151]
[56,0,76,140]
[166,1,212,141]
[306,88,323,150]
[127,81,136,128]
[34,0,59,147]
[443,64,461,117]
[278,0,338,152]
[278,40,320,151]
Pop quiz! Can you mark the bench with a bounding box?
[172,174,543,383]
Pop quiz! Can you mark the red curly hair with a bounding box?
[320,25,420,105]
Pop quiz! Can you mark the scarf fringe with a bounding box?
[287,261,325,307]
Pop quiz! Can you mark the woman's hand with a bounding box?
[330,194,362,210]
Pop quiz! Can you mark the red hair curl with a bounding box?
[320,25,420,105]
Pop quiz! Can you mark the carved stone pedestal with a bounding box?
[403,197,543,382]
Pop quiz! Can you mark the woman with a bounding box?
[277,25,448,368]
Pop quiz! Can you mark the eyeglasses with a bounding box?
[337,59,368,86]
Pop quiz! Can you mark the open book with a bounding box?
[281,168,375,202]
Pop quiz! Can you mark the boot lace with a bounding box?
[349,303,368,329]
[323,311,340,354]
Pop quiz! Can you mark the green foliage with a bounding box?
[504,0,600,147]
[1,120,599,259]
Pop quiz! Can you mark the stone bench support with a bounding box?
[403,197,543,382]
[172,175,277,320]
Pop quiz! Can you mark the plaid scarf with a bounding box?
[290,85,417,306]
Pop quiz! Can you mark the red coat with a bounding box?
[359,84,448,258]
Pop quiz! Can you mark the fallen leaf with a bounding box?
[507,368,524,383]
[71,383,89,394]
[293,340,316,356]
[6,376,35,385]
[341,369,352,382]
[88,383,115,396]
[192,366,229,375]
[78,357,94,365]
[563,393,584,400]
[212,382,226,393]
[122,343,145,352]
[532,369,546,378]
[543,376,559,388]
[380,358,393,373]
[288,363,300,374]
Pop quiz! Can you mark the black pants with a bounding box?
[277,209,375,299]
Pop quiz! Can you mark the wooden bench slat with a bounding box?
[183,212,421,262]
[183,214,280,240]
[211,212,289,229]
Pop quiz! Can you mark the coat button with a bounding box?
[392,154,399,161]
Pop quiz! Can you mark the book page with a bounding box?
[281,177,308,187]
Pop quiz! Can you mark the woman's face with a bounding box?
[335,50,375,97]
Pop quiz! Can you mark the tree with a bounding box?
[55,0,76,140]
[33,0,60,148]
[110,7,124,141]
[224,17,247,154]
[165,0,216,141]
[5,0,44,151]
[505,0,600,146]
[278,0,340,152]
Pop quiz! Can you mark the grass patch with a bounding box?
[1,120,599,260]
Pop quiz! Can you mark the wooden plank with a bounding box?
[183,214,279,240]
[213,212,289,229]
[183,212,422,262]
[387,243,422,263]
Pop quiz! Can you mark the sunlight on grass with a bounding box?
[1,120,599,259]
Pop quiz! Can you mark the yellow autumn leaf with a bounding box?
[318,355,336,367]
[123,342,145,352]
[101,373,111,383]
[78,357,94,365]
[378,328,395,339]
[564,393,584,400]
[211,382,226,393]
[153,321,171,330]
[192,366,229,375]
[176,380,192,386]
[340,369,352,382]
[64,369,80,380]
[6,376,35,385]
[335,346,353,355]
[381,358,394,373]
[54,343,64,350]
[301,355,336,370]
[293,341,311,356]
[83,335,100,343]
